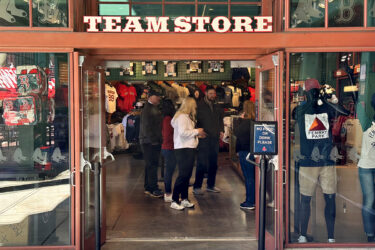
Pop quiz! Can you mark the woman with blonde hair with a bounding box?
[170,97,206,210]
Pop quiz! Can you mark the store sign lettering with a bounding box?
[83,16,272,33]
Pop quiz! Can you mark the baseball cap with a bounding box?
[304,78,320,92]
[148,89,162,97]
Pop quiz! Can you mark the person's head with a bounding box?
[175,97,197,122]
[205,86,216,101]
[161,99,175,117]
[148,90,162,106]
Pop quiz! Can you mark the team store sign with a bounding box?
[84,16,272,33]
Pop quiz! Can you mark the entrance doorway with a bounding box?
[76,58,278,250]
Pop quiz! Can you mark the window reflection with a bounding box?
[0,0,29,26]
[0,53,70,246]
[289,52,375,244]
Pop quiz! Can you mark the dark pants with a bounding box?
[162,149,177,194]
[194,137,219,189]
[172,148,196,202]
[141,143,161,192]
[239,151,255,205]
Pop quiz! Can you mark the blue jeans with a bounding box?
[238,151,255,205]
[162,149,176,194]
[358,167,375,236]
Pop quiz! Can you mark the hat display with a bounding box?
[304,78,320,92]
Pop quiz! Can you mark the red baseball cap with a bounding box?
[304,78,320,91]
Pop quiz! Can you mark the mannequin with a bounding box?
[358,93,375,242]
[294,78,349,243]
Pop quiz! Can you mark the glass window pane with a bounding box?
[231,0,260,2]
[230,5,261,17]
[368,0,375,26]
[131,4,162,16]
[32,0,68,27]
[289,52,375,244]
[165,5,195,16]
[100,0,128,2]
[165,5,195,30]
[99,4,130,16]
[0,52,71,246]
[328,0,363,27]
[289,0,324,28]
[0,0,29,27]
[198,4,228,18]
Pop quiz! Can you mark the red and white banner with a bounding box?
[0,67,17,91]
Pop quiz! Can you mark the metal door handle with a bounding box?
[103,147,115,161]
[80,152,92,172]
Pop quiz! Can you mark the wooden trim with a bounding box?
[69,52,76,248]
[1,32,375,50]
[73,52,82,250]
[0,47,74,53]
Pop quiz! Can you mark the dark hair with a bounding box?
[205,85,216,92]
[162,99,176,117]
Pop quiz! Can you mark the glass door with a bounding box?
[255,52,284,250]
[76,54,109,250]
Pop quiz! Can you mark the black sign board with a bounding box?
[250,121,278,155]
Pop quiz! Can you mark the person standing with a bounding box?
[193,86,224,195]
[161,99,177,202]
[170,97,206,210]
[139,88,164,198]
[235,105,256,210]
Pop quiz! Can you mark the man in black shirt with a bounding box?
[139,89,164,198]
[193,86,224,194]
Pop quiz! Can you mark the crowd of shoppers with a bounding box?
[139,81,256,211]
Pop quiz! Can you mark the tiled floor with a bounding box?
[102,152,257,250]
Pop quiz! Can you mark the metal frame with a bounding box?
[284,47,375,249]
[255,51,284,250]
[285,0,375,31]
[0,0,74,31]
[0,48,78,250]
[97,0,261,17]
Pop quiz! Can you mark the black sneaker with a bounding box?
[240,202,255,210]
[146,189,164,198]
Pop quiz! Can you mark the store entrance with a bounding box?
[78,58,261,250]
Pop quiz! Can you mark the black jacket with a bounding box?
[196,99,224,139]
[235,118,251,152]
[139,102,162,144]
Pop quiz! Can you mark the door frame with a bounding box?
[255,51,285,250]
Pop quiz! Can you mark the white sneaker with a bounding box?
[328,238,335,243]
[164,194,172,203]
[298,235,307,243]
[181,199,195,208]
[170,202,184,210]
[52,147,66,162]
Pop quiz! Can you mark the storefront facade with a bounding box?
[0,0,375,249]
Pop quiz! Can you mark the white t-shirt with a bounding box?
[105,84,118,114]
[358,122,375,169]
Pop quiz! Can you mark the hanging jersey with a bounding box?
[116,83,129,112]
[358,122,375,169]
[0,67,17,92]
[105,84,118,113]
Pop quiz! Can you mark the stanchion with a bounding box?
[94,162,101,250]
[258,155,268,250]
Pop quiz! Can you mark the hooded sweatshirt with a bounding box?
[171,113,199,149]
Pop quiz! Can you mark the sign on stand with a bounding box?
[250,121,278,155]
[249,121,278,250]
